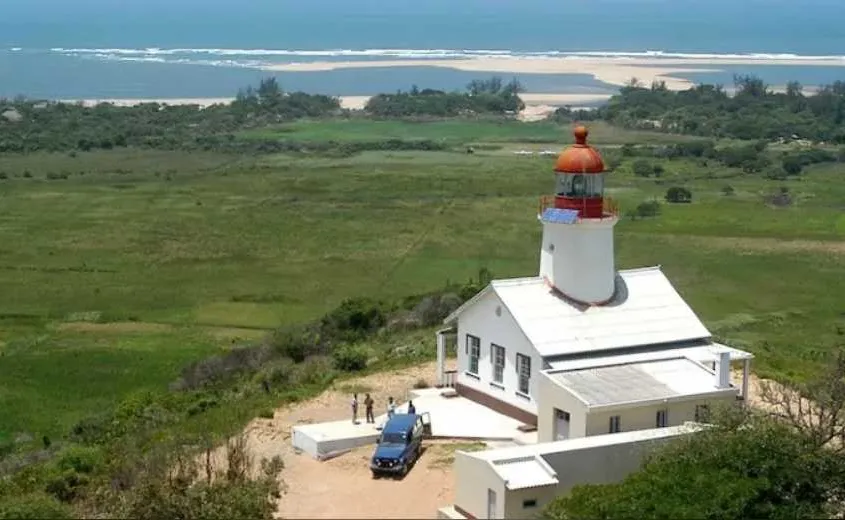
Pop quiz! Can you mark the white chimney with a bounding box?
[715,351,731,389]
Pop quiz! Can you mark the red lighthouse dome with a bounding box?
[549,126,611,219]
[554,126,604,173]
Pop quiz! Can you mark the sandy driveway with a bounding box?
[218,357,779,519]
[227,360,459,519]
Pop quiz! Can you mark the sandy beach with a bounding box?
[66,92,614,116]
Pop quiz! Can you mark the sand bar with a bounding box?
[262,56,845,90]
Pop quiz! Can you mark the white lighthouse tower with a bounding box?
[538,126,619,305]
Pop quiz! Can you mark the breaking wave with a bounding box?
[44,47,845,62]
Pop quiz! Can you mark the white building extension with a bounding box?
[439,423,703,520]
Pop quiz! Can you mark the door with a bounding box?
[487,489,497,519]
[554,409,570,441]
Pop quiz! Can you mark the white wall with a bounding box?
[453,426,697,519]
[585,396,735,437]
[453,451,505,519]
[456,291,542,416]
[537,372,588,442]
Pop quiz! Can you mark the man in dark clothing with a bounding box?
[364,393,375,423]
[407,400,416,415]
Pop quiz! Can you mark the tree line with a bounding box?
[554,75,845,143]
[0,76,526,154]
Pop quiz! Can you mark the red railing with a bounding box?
[538,196,619,219]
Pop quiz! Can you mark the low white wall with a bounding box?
[454,450,505,519]
[453,425,697,519]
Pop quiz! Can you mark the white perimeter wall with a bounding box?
[454,451,505,519]
[454,428,693,519]
[456,291,542,416]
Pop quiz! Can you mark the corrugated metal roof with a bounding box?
[545,343,753,372]
[551,358,725,407]
[489,267,712,358]
[492,456,559,490]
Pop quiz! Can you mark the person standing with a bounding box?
[351,394,359,424]
[364,393,375,423]
[407,400,416,415]
[387,396,397,419]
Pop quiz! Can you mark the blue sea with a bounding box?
[2,0,845,99]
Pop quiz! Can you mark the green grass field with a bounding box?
[0,119,843,443]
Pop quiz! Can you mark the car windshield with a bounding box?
[381,432,406,444]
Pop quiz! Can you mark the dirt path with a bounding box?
[220,360,458,519]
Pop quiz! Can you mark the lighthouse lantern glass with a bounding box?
[555,173,604,198]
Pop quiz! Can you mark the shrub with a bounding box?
[0,493,72,519]
[632,159,655,177]
[294,356,336,387]
[55,445,104,474]
[321,298,389,343]
[268,325,321,363]
[332,345,369,372]
[634,200,661,218]
[721,184,735,196]
[665,186,693,203]
[413,378,430,389]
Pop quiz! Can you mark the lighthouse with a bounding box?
[538,126,619,305]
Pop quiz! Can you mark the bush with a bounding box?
[55,446,103,474]
[332,345,369,372]
[269,324,321,363]
[293,356,336,387]
[413,378,430,389]
[321,298,389,343]
[0,493,72,519]
[665,186,693,203]
[634,200,661,218]
[721,185,735,196]
[632,159,655,177]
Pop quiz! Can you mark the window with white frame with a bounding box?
[516,353,531,395]
[466,335,480,375]
[656,409,668,428]
[609,415,621,433]
[491,344,505,384]
[695,404,711,423]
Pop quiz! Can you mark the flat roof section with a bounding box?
[550,357,731,407]
[492,455,559,490]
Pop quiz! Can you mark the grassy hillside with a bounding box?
[0,118,843,444]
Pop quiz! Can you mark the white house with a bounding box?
[434,126,755,519]
[434,125,753,429]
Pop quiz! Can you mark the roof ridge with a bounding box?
[618,265,663,275]
[491,276,543,287]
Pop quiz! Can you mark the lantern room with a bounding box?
[552,126,607,219]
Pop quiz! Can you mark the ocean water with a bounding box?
[2,0,845,99]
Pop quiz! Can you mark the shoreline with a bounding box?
[62,92,614,112]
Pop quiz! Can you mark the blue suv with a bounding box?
[370,413,430,478]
